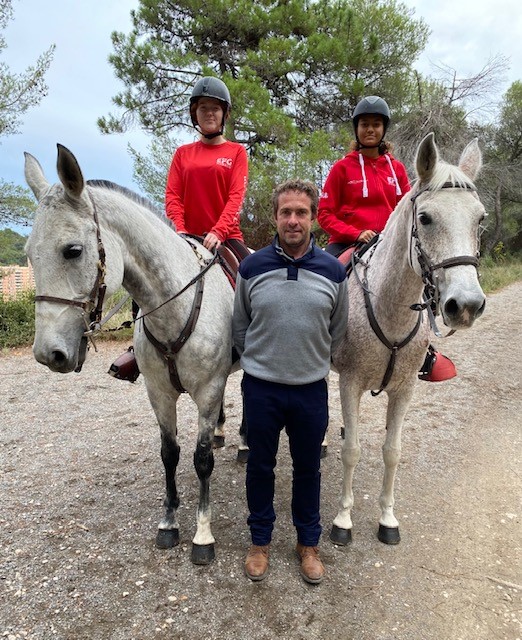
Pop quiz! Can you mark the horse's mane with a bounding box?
[87,179,175,230]
[421,160,476,192]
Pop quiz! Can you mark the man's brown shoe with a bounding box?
[296,543,324,584]
[245,544,270,581]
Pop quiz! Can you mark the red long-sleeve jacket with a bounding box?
[165,140,248,241]
[318,151,410,245]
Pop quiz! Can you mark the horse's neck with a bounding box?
[366,205,423,319]
[99,192,198,314]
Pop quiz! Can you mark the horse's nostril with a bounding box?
[51,350,67,364]
[444,298,459,317]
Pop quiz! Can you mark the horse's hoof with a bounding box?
[340,427,345,439]
[378,524,401,545]
[320,444,328,459]
[329,524,352,546]
[156,528,180,549]
[237,448,249,464]
[213,435,225,449]
[191,543,215,565]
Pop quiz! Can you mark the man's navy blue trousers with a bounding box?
[242,373,328,547]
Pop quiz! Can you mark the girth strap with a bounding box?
[142,277,205,394]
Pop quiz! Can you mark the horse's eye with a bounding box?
[418,212,432,226]
[63,245,83,259]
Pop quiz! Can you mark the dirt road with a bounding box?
[1,282,521,640]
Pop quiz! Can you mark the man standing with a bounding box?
[232,179,348,584]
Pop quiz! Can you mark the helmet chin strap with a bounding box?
[200,129,224,140]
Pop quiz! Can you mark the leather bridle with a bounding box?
[354,181,481,395]
[409,182,480,313]
[34,195,107,371]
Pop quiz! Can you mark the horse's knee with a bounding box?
[194,440,214,480]
[382,446,401,467]
[161,432,180,469]
[341,444,361,467]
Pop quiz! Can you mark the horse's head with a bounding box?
[409,133,486,329]
[25,145,124,373]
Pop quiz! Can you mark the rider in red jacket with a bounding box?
[318,96,456,382]
[165,76,248,257]
[318,96,410,255]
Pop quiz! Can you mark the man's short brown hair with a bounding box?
[272,179,319,219]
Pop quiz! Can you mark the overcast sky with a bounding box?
[1,0,521,230]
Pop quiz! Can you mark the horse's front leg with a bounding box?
[156,420,181,549]
[378,387,414,545]
[142,382,182,550]
[191,391,224,565]
[330,378,362,545]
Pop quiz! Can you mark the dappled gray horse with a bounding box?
[330,133,486,546]
[24,145,241,564]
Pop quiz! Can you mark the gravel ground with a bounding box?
[1,282,521,640]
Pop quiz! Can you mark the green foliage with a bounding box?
[475,81,522,256]
[0,0,53,226]
[100,0,428,148]
[106,0,430,246]
[0,289,34,348]
[0,0,55,138]
[0,181,36,226]
[0,227,28,264]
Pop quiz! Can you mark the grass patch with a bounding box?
[479,255,522,294]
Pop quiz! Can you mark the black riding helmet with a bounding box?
[189,77,232,139]
[352,96,391,148]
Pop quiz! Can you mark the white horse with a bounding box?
[330,133,486,546]
[24,144,243,565]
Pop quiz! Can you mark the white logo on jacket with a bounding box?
[216,157,233,168]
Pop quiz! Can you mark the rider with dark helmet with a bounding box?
[165,76,249,254]
[109,76,249,383]
[318,95,457,383]
[318,95,410,256]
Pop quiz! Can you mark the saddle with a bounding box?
[336,236,379,276]
[183,235,250,289]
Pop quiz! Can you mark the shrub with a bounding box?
[0,290,35,349]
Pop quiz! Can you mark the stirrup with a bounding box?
[418,345,457,382]
[108,346,140,382]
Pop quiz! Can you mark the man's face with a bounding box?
[274,190,314,257]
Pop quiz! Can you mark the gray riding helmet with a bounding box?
[352,96,391,135]
[189,77,232,129]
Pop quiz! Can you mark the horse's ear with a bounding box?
[415,132,438,184]
[458,138,482,180]
[56,144,84,200]
[24,152,50,201]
